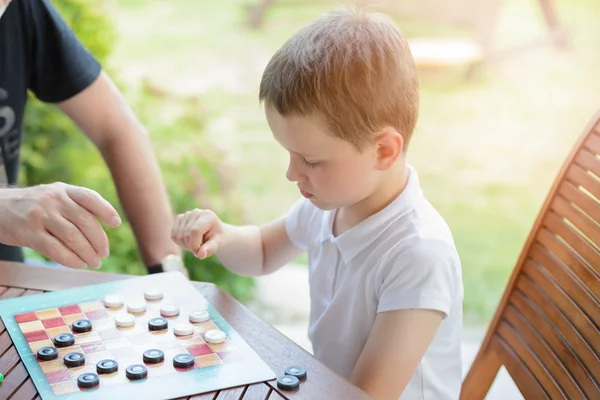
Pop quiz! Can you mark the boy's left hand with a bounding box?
[351,309,443,400]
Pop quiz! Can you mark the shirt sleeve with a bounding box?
[284,197,313,250]
[25,0,102,102]
[377,239,461,318]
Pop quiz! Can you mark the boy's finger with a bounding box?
[196,239,219,260]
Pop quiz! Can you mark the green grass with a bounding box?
[106,0,600,325]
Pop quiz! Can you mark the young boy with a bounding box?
[172,4,463,399]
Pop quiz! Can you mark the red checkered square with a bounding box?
[186,344,213,357]
[45,370,71,384]
[15,312,37,323]
[41,317,65,329]
[24,330,49,343]
[58,305,81,316]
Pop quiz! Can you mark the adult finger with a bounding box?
[60,196,110,259]
[31,231,87,269]
[45,214,102,268]
[65,185,122,228]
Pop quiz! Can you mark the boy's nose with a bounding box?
[286,162,304,183]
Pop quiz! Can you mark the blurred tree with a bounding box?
[19,0,255,301]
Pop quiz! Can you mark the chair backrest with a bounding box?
[461,110,600,399]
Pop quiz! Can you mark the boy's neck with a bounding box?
[333,162,410,236]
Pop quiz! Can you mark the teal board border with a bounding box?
[0,274,275,400]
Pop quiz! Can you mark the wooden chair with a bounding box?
[461,110,600,399]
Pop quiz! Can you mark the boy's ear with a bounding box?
[374,128,403,170]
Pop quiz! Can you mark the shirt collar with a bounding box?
[319,165,422,264]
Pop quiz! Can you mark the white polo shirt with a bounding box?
[285,165,463,400]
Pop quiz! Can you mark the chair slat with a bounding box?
[565,163,600,204]
[509,290,600,397]
[502,304,585,399]
[584,130,600,154]
[529,242,600,326]
[496,321,564,398]
[515,275,600,384]
[522,261,600,356]
[543,211,600,273]
[489,337,550,400]
[574,148,600,178]
[550,196,600,254]
[536,228,600,299]
[558,180,600,225]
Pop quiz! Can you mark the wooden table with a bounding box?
[0,262,370,400]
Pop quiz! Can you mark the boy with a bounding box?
[172,4,463,399]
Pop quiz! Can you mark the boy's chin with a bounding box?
[308,197,338,211]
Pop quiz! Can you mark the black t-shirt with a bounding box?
[0,0,101,262]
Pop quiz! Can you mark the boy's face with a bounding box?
[266,108,381,210]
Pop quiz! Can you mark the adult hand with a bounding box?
[0,182,122,269]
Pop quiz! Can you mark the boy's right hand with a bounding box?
[171,209,224,259]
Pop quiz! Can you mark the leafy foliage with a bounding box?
[19,0,254,301]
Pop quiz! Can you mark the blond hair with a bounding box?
[259,3,419,151]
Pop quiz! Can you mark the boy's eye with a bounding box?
[302,159,320,169]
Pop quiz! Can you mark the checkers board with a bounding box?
[0,272,276,399]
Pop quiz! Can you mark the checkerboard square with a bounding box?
[57,345,83,357]
[36,309,61,320]
[178,337,206,346]
[68,364,96,381]
[95,372,118,386]
[46,369,71,384]
[217,351,244,363]
[195,353,222,367]
[40,359,66,374]
[174,362,200,372]
[74,332,101,344]
[100,370,128,387]
[81,341,106,354]
[79,301,103,312]
[46,326,71,340]
[86,309,108,321]
[208,340,236,354]
[59,305,82,315]
[156,339,181,351]
[15,312,37,323]
[50,381,78,395]
[63,313,86,327]
[91,318,114,331]
[19,320,44,333]
[110,346,137,359]
[186,343,213,357]
[126,333,153,345]
[42,317,66,329]
[24,330,49,343]
[29,339,53,353]
[194,321,219,334]
[103,338,129,350]
[98,329,123,341]
[86,350,113,364]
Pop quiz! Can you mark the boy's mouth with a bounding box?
[299,189,313,199]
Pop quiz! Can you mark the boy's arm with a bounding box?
[350,309,443,400]
[213,216,304,277]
